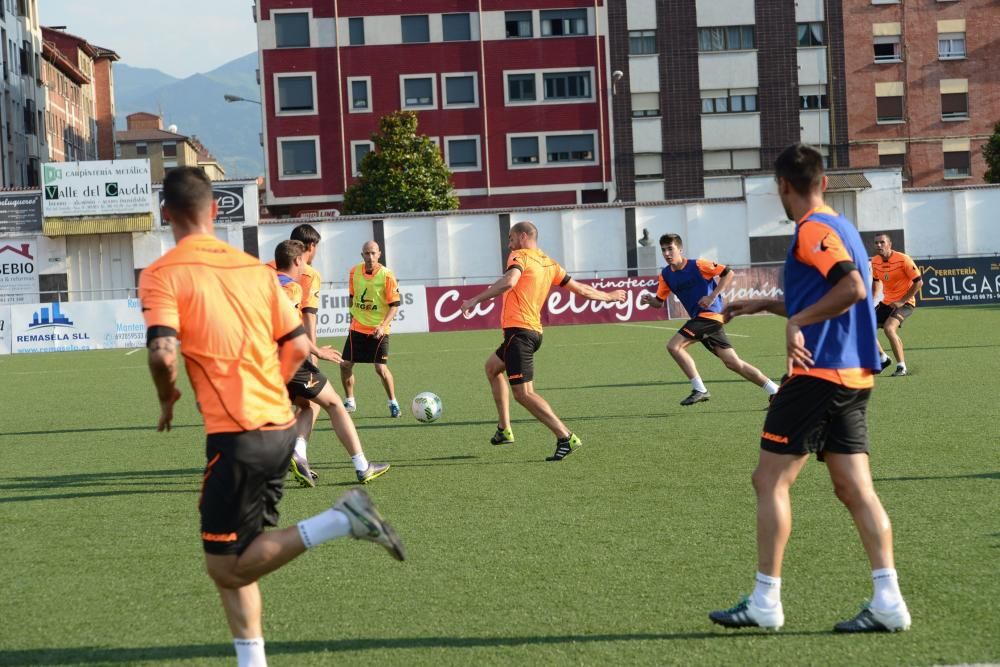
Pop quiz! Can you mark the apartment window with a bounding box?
[698,26,754,51]
[402,76,435,108]
[348,17,364,45]
[507,74,536,102]
[349,77,370,112]
[877,142,906,175]
[546,134,594,162]
[274,12,310,48]
[162,142,177,158]
[540,9,588,37]
[510,136,539,164]
[629,30,656,55]
[871,0,900,4]
[505,11,532,38]
[634,153,662,180]
[797,22,824,47]
[280,138,319,176]
[543,71,592,100]
[632,92,660,118]
[943,149,970,178]
[277,75,314,112]
[444,74,477,107]
[702,90,757,114]
[401,15,430,43]
[938,33,966,59]
[445,137,480,170]
[876,83,904,122]
[941,92,968,120]
[352,141,373,176]
[703,149,760,171]
[443,13,471,41]
[873,36,901,62]
[878,152,904,167]
[799,87,828,110]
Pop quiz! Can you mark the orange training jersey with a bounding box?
[266,260,321,313]
[871,250,920,307]
[141,234,302,434]
[501,247,569,333]
[278,274,304,318]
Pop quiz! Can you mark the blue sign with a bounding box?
[916,256,1000,307]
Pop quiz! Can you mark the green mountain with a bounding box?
[114,53,264,179]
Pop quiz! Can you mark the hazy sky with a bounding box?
[39,0,258,78]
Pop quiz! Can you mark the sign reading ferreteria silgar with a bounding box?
[916,256,1000,307]
[41,159,153,217]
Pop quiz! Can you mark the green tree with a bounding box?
[343,110,459,214]
[983,120,1000,184]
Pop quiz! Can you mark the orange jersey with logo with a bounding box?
[501,248,569,333]
[266,260,321,312]
[789,207,873,389]
[871,250,920,306]
[141,235,302,434]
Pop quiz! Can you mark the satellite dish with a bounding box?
[168,124,178,133]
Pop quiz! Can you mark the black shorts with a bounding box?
[761,375,870,460]
[200,423,297,555]
[678,317,732,352]
[495,327,543,385]
[875,302,914,328]
[342,329,389,364]
[287,359,327,400]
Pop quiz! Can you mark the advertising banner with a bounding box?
[316,286,429,338]
[0,305,10,355]
[0,240,39,304]
[426,267,785,332]
[10,298,145,354]
[0,192,42,234]
[42,159,153,217]
[916,256,1000,307]
[155,184,247,225]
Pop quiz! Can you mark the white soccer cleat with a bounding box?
[709,595,784,630]
[332,489,405,561]
[834,601,911,633]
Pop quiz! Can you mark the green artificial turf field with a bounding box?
[1,306,997,666]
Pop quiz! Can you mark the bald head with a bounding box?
[361,240,381,269]
[510,221,538,238]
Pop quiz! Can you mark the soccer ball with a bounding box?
[411,392,443,423]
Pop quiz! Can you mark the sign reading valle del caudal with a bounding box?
[41,159,153,217]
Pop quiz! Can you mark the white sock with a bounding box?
[762,379,779,396]
[691,376,707,393]
[896,362,907,371]
[388,399,398,407]
[751,571,782,609]
[351,452,369,473]
[293,436,307,459]
[297,508,352,549]
[872,568,904,610]
[880,352,890,363]
[234,638,267,667]
[344,397,356,406]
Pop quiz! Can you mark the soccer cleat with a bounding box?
[332,488,406,561]
[357,462,390,484]
[389,401,401,418]
[289,452,316,489]
[709,595,784,630]
[344,398,357,413]
[891,366,908,377]
[490,425,515,446]
[680,390,711,406]
[309,469,319,481]
[834,601,911,633]
[546,433,581,461]
[879,357,893,373]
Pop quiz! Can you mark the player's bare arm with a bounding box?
[461,269,521,314]
[374,304,400,339]
[278,331,311,383]
[724,298,786,321]
[311,342,342,363]
[890,277,923,310]
[698,269,733,309]
[640,292,664,308]
[785,269,867,368]
[147,335,181,432]
[564,279,627,303]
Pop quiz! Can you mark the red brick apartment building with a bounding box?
[254,0,612,215]
[843,0,999,186]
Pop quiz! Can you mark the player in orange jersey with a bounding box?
[460,221,627,461]
[141,167,404,667]
[871,233,922,376]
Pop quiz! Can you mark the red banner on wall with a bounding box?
[425,268,785,333]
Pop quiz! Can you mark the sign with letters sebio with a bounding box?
[0,240,39,304]
[41,159,153,217]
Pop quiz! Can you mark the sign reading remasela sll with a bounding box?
[41,159,153,217]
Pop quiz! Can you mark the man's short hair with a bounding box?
[162,167,213,219]
[659,233,683,249]
[275,240,306,271]
[875,232,892,242]
[290,224,321,248]
[511,221,538,238]
[774,143,825,196]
